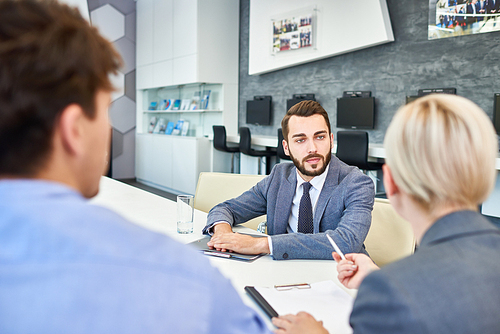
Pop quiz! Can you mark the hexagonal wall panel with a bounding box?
[105,0,135,15]
[125,12,136,42]
[124,70,136,101]
[109,71,124,102]
[109,95,136,133]
[87,0,100,11]
[112,129,123,159]
[90,4,124,42]
[114,37,135,74]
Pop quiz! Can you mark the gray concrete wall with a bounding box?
[239,0,500,143]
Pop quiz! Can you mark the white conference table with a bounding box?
[90,176,357,328]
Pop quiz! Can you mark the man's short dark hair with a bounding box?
[0,0,122,176]
[281,100,332,142]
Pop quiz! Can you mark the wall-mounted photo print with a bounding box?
[429,0,500,40]
[272,14,313,53]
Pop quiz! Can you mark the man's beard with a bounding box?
[289,148,332,177]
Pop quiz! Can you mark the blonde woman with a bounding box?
[273,94,500,334]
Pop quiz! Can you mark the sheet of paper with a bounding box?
[255,280,354,334]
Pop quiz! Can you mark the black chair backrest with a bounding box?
[239,127,253,155]
[336,131,370,169]
[213,125,239,153]
[277,128,291,160]
[213,125,227,151]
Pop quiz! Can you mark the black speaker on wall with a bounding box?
[286,94,316,111]
[246,96,272,126]
[406,96,419,104]
[417,88,456,96]
[336,96,375,129]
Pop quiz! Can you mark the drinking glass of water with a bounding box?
[177,194,194,234]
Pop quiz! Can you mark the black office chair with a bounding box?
[239,127,275,175]
[277,128,291,161]
[336,131,383,171]
[213,125,239,173]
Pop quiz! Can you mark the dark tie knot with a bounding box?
[302,182,312,193]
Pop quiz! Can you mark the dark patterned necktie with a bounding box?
[297,182,313,234]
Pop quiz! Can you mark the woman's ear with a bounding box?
[382,164,399,198]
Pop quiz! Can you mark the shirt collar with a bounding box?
[295,162,330,192]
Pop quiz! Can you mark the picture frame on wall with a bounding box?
[271,6,317,55]
[429,0,500,40]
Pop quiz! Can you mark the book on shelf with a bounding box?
[189,98,199,110]
[148,101,158,110]
[165,121,175,135]
[181,121,190,136]
[201,90,211,109]
[157,119,167,134]
[165,99,173,110]
[172,99,181,110]
[181,99,191,110]
[159,99,167,110]
[190,91,201,110]
[148,116,158,133]
[152,118,162,134]
[171,119,184,135]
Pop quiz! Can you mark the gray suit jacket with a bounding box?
[203,157,374,260]
[350,210,500,333]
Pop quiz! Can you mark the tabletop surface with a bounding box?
[90,176,357,330]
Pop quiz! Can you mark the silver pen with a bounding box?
[326,234,346,260]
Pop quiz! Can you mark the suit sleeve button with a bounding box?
[283,253,288,259]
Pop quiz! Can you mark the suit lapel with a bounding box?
[273,168,296,235]
[314,159,341,233]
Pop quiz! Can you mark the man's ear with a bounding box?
[282,139,290,156]
[382,164,399,197]
[57,104,85,156]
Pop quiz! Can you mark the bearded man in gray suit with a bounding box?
[203,101,374,260]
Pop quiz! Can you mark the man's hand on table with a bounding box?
[207,223,270,255]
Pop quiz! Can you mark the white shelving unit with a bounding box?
[137,83,225,137]
[135,0,239,194]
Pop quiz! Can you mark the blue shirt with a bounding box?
[0,180,270,334]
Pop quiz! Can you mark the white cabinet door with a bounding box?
[171,137,197,194]
[152,59,173,88]
[152,135,174,188]
[173,0,198,59]
[173,54,197,85]
[135,134,155,182]
[136,134,173,188]
[136,0,154,67]
[137,135,212,194]
[136,64,154,90]
[153,0,173,63]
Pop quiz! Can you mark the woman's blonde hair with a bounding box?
[384,94,498,211]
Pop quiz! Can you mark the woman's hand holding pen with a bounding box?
[333,252,380,289]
